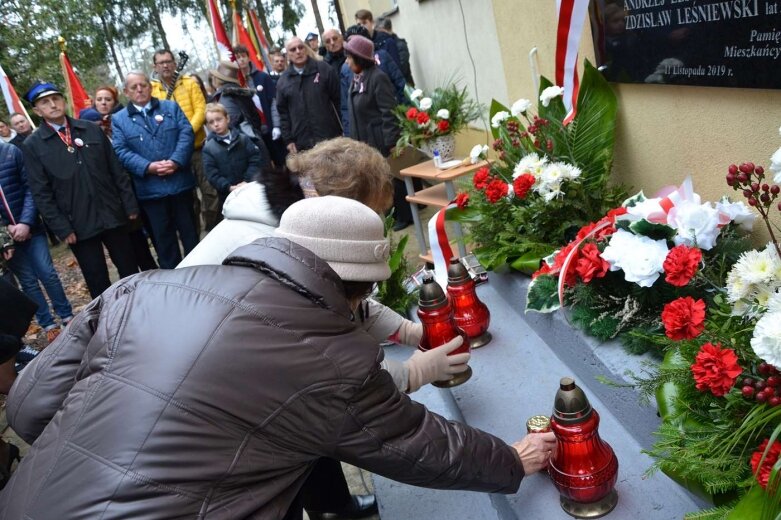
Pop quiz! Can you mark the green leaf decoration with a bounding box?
[525,274,561,313]
[510,252,544,274]
[568,60,618,189]
[628,220,677,241]
[446,206,484,224]
[489,99,511,140]
[623,190,649,208]
[726,485,776,520]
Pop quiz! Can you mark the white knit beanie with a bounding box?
[275,196,391,282]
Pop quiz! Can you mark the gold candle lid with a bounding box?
[526,415,551,433]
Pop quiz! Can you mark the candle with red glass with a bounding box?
[417,275,472,387]
[548,377,619,518]
[446,258,492,348]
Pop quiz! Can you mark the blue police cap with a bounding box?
[305,32,319,41]
[23,81,63,105]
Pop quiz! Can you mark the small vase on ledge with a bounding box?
[419,134,456,162]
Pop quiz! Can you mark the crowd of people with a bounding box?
[0,9,558,519]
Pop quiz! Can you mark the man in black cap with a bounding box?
[20,81,140,299]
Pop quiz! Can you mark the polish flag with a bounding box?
[0,63,34,127]
[60,50,92,117]
[555,0,590,124]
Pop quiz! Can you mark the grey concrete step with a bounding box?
[375,271,705,520]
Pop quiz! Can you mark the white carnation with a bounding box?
[419,97,433,111]
[491,111,510,128]
[436,109,450,120]
[469,144,488,164]
[539,85,564,107]
[510,98,532,116]
[410,89,423,100]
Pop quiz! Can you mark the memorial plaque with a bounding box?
[589,0,781,89]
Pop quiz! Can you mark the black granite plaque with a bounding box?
[589,0,781,88]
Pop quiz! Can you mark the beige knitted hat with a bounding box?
[275,196,391,282]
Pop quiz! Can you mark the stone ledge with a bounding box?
[374,270,706,519]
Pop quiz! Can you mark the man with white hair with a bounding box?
[112,71,199,269]
[322,28,346,73]
[276,37,342,154]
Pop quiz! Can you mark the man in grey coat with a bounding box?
[0,196,554,519]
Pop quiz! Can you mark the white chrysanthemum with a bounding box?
[512,153,547,179]
[751,312,781,367]
[726,268,750,303]
[510,98,532,116]
[558,162,582,180]
[539,184,563,202]
[731,299,751,317]
[491,111,510,128]
[540,163,564,186]
[767,290,781,313]
[735,248,780,285]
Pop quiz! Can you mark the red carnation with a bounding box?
[512,174,535,199]
[552,242,579,287]
[484,179,509,203]
[661,297,706,340]
[406,107,418,121]
[472,167,491,190]
[691,342,743,397]
[437,120,450,133]
[575,243,609,283]
[416,111,430,125]
[455,192,469,209]
[664,245,702,287]
[751,438,781,490]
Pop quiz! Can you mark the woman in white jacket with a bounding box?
[179,137,468,393]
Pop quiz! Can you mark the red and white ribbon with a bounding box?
[555,0,590,125]
[427,202,457,288]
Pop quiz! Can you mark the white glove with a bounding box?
[404,336,470,393]
[272,127,282,140]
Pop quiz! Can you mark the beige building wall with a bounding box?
[340,0,781,210]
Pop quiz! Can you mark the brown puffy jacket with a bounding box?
[0,238,523,519]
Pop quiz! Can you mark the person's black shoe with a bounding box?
[307,494,378,519]
[392,219,412,232]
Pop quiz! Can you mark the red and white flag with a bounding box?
[0,63,34,127]
[232,8,264,71]
[555,0,590,124]
[59,49,91,117]
[206,0,235,62]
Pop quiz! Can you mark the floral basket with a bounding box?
[394,83,482,158]
[447,60,626,273]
